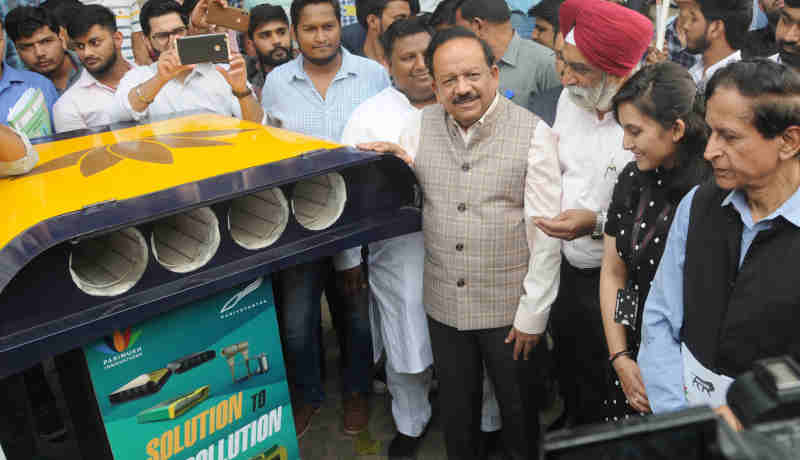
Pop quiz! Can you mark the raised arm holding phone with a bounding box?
[111,0,263,123]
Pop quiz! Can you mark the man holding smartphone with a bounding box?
[110,0,264,123]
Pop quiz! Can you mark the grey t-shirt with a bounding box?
[497,32,561,111]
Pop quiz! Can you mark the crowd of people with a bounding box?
[2,0,800,458]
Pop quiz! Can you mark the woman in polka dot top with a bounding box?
[597,62,711,422]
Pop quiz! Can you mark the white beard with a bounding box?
[567,73,619,113]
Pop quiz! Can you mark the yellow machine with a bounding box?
[0,112,421,378]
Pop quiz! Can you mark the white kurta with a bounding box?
[340,86,433,374]
[551,88,632,269]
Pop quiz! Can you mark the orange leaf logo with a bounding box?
[22,129,255,178]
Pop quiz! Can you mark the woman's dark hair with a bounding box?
[140,0,188,37]
[424,26,493,77]
[706,59,800,140]
[67,5,117,39]
[613,61,711,202]
[290,0,341,30]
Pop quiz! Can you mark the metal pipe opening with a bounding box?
[291,172,347,231]
[228,188,289,250]
[151,207,220,273]
[69,227,148,297]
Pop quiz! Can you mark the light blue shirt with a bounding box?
[0,62,59,135]
[639,185,800,413]
[751,0,768,31]
[261,48,390,142]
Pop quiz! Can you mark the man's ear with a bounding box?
[366,13,380,33]
[114,30,124,50]
[707,19,724,43]
[244,37,256,57]
[469,17,486,37]
[778,125,800,161]
[431,78,441,103]
[59,26,69,49]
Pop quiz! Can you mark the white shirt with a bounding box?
[0,127,37,177]
[338,86,433,373]
[399,94,563,334]
[53,68,123,133]
[110,62,254,122]
[551,88,633,269]
[689,50,742,92]
[420,0,443,12]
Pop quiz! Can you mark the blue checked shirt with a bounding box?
[665,16,699,70]
[261,47,390,142]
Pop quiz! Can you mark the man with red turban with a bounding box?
[534,0,653,426]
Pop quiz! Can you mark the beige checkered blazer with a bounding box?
[414,96,539,330]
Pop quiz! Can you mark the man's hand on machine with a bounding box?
[356,142,414,166]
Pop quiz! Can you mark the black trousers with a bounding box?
[428,316,543,460]
[549,259,609,426]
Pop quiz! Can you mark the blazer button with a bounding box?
[457,278,465,287]
[456,243,464,251]
[458,203,466,212]
[462,163,470,172]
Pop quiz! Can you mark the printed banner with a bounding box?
[83,277,299,460]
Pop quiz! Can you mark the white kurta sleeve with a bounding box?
[513,121,563,334]
[398,110,423,161]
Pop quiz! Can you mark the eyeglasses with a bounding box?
[553,50,596,78]
[151,26,188,44]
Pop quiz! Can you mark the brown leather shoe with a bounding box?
[342,392,369,435]
[293,403,319,439]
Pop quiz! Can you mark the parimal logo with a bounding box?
[102,346,143,369]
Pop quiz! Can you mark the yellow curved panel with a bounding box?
[0,113,339,251]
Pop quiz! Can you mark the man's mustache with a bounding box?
[452,93,479,105]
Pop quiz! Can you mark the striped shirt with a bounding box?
[82,0,142,63]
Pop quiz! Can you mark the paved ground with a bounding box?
[297,300,563,460]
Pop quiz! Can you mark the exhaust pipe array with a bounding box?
[68,174,349,294]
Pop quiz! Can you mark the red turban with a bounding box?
[559,0,654,77]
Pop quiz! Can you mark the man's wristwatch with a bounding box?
[232,87,252,99]
[591,210,605,240]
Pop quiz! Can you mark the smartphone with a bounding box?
[177,33,229,65]
[207,2,250,33]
